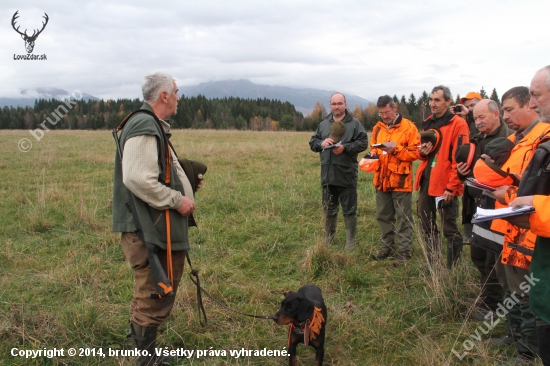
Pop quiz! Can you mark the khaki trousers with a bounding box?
[121,232,187,328]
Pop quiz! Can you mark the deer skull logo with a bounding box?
[12,10,49,54]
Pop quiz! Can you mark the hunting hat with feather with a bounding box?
[177,158,207,193]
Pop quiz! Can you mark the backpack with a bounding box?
[517,137,550,197]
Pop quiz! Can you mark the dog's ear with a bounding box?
[282,290,293,296]
[297,297,314,323]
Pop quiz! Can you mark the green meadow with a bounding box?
[0,130,531,365]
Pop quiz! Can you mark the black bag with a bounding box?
[517,138,550,197]
[471,195,504,254]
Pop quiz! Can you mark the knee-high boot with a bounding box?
[129,322,174,366]
[344,215,357,251]
[324,214,337,244]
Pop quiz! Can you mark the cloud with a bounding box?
[1,0,549,102]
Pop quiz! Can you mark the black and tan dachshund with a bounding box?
[273,284,327,366]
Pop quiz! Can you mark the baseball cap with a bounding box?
[460,92,483,104]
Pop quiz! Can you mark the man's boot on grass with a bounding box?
[446,239,463,269]
[344,215,357,251]
[129,323,174,366]
[324,214,337,244]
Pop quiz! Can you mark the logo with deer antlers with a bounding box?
[12,10,49,54]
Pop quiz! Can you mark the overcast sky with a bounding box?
[1,0,548,106]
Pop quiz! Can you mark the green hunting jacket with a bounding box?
[112,103,189,251]
[309,111,368,187]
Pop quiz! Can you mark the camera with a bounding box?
[453,105,463,114]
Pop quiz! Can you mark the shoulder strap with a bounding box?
[116,109,158,132]
[535,135,550,153]
[115,108,178,173]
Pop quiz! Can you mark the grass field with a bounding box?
[0,130,535,365]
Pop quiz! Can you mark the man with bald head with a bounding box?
[309,92,368,251]
[473,100,502,136]
[457,99,510,319]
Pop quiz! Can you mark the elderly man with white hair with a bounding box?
[112,71,196,365]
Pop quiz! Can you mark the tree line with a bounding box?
[0,95,305,131]
[1,87,500,132]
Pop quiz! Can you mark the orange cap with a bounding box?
[460,92,483,104]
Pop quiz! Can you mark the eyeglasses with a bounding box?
[378,110,394,116]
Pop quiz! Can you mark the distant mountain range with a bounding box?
[0,87,99,108]
[180,79,372,116]
[1,81,372,116]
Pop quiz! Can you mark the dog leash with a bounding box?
[185,252,275,326]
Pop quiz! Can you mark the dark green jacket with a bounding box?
[112,103,189,251]
[309,111,368,187]
[460,121,512,222]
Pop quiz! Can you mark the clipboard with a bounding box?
[466,177,496,192]
[372,141,396,149]
[471,205,535,223]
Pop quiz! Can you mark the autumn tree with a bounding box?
[353,105,364,124]
[363,103,378,130]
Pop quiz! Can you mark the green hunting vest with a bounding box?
[112,103,189,251]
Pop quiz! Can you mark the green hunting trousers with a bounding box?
[322,185,357,217]
[417,178,463,268]
[375,190,414,256]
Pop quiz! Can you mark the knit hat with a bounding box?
[460,92,483,104]
[484,137,514,167]
[329,120,346,142]
[359,154,379,173]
